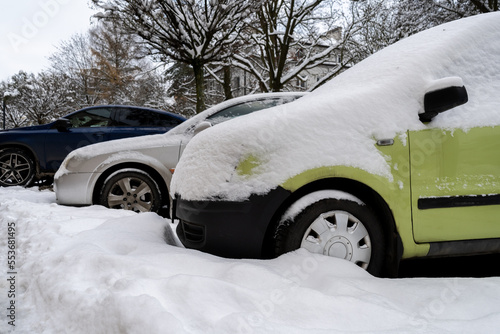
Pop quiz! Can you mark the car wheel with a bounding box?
[274,194,386,276]
[0,148,35,187]
[99,170,162,213]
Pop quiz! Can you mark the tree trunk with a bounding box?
[192,61,206,114]
[270,79,284,92]
[223,66,233,100]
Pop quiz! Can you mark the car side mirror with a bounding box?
[193,121,212,136]
[419,77,468,122]
[53,118,71,132]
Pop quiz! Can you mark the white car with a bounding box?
[54,92,305,215]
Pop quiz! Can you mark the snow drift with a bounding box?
[1,187,500,333]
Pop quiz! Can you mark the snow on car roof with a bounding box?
[171,13,500,201]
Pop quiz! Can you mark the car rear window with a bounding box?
[114,108,153,127]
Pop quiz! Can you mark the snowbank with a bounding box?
[1,187,500,333]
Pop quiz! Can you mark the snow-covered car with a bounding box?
[54,92,305,215]
[171,13,500,277]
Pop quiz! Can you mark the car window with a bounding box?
[66,108,112,128]
[114,108,154,127]
[155,113,184,128]
[206,97,299,125]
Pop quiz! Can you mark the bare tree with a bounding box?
[390,0,479,39]
[0,71,74,126]
[49,33,100,107]
[3,103,26,129]
[386,0,499,39]
[469,0,498,11]
[345,0,492,63]
[92,0,261,113]
[50,22,169,109]
[231,0,349,93]
[89,21,158,104]
[1,81,24,129]
[343,0,397,61]
[23,72,75,124]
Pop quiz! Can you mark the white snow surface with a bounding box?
[280,190,365,223]
[1,187,500,333]
[171,13,500,201]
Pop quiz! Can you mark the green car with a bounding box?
[172,13,500,277]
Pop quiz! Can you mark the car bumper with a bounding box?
[54,172,96,206]
[174,187,291,258]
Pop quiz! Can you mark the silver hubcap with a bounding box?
[0,153,32,186]
[107,177,154,212]
[300,210,372,269]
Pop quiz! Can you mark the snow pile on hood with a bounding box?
[172,13,500,201]
[2,187,500,333]
[61,132,186,162]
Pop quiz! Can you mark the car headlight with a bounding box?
[235,154,262,178]
[55,154,82,178]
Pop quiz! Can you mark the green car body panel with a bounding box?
[410,126,500,243]
[274,126,500,259]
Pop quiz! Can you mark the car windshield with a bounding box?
[167,93,305,137]
[206,96,300,126]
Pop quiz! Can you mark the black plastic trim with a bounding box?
[428,238,500,257]
[175,187,291,258]
[418,194,500,210]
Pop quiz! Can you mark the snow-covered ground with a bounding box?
[1,186,500,333]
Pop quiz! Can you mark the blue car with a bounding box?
[0,105,185,187]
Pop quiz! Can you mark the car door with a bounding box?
[409,125,500,243]
[42,107,113,172]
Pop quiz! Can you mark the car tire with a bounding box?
[0,148,36,187]
[274,194,386,276]
[99,170,162,213]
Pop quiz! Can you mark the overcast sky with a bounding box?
[0,1,97,81]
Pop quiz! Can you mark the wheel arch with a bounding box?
[263,177,403,276]
[92,162,170,207]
